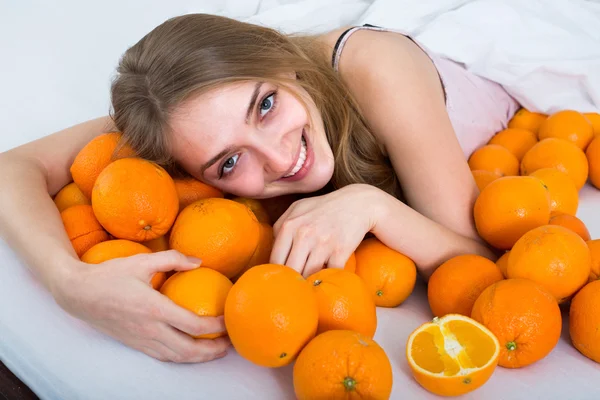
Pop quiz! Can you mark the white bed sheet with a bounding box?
[2,1,600,399]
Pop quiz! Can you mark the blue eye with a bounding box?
[259,93,275,117]
[221,154,239,176]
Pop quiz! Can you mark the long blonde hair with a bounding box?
[110,13,400,196]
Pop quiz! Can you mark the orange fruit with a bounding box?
[473,176,551,249]
[224,264,318,367]
[53,182,90,212]
[344,252,356,273]
[160,267,232,339]
[496,251,510,278]
[507,225,591,303]
[471,279,562,368]
[472,170,503,192]
[174,178,223,210]
[587,136,600,189]
[141,234,170,253]
[294,330,392,400]
[60,205,109,257]
[427,255,503,318]
[570,280,600,363]
[80,239,165,290]
[529,168,578,216]
[232,197,271,224]
[585,113,600,137]
[468,144,519,176]
[233,223,274,280]
[307,269,377,338]
[170,198,260,278]
[508,108,547,134]
[521,138,589,190]
[92,158,179,241]
[489,128,538,161]
[406,314,499,397]
[588,240,600,282]
[70,132,135,198]
[538,110,594,150]
[354,238,417,307]
[549,213,591,241]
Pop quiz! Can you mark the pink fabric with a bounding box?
[333,26,520,158]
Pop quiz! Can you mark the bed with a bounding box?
[1,1,599,399]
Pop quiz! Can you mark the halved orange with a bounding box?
[406,314,500,397]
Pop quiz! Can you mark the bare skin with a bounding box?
[0,27,494,363]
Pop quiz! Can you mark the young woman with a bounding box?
[0,14,517,364]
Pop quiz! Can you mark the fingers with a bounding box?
[326,250,351,270]
[303,247,329,278]
[159,297,227,338]
[270,224,294,265]
[153,324,231,363]
[131,250,201,277]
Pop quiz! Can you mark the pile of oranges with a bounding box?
[53,108,600,398]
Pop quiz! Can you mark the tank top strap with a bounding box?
[331,24,390,71]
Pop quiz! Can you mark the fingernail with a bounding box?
[186,256,202,265]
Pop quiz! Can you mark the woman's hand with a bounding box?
[270,184,384,277]
[53,250,231,363]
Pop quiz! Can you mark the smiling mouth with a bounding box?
[283,135,307,178]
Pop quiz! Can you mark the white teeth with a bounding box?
[284,137,307,178]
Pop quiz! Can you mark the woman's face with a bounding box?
[169,80,335,199]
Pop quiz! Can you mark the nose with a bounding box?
[255,130,297,179]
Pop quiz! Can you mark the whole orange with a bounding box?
[232,197,271,225]
[473,176,551,249]
[307,269,377,338]
[489,128,538,160]
[92,158,179,241]
[507,225,591,303]
[584,113,600,137]
[354,238,417,307]
[70,132,135,198]
[496,251,510,278]
[549,213,591,241]
[570,280,600,363]
[53,182,90,212]
[538,110,594,150]
[224,264,318,367]
[81,239,165,290]
[587,240,600,282]
[293,330,392,400]
[468,144,519,176]
[174,178,223,210]
[472,170,503,192]
[233,223,274,281]
[428,254,503,317]
[160,267,232,339]
[529,168,578,216]
[587,137,600,189]
[60,205,109,257]
[521,138,589,190]
[471,279,562,368]
[508,108,547,134]
[170,198,260,279]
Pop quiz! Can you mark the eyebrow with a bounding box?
[201,82,264,176]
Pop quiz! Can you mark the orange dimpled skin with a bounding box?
[549,213,591,241]
[70,132,135,198]
[233,223,274,281]
[427,255,503,318]
[588,240,600,282]
[570,280,600,363]
[232,197,271,225]
[471,279,562,368]
[529,168,578,216]
[354,238,417,307]
[60,205,109,257]
[92,158,179,242]
[496,251,510,278]
[584,113,600,137]
[53,182,90,212]
[170,198,260,279]
[174,178,224,210]
[307,269,377,338]
[468,144,519,176]
[508,108,547,134]
[587,137,600,189]
[473,176,551,250]
[507,225,591,303]
[224,264,318,367]
[538,110,594,150]
[161,267,232,339]
[489,128,538,161]
[293,330,393,400]
[521,138,589,190]
[344,252,357,273]
[472,170,503,192]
